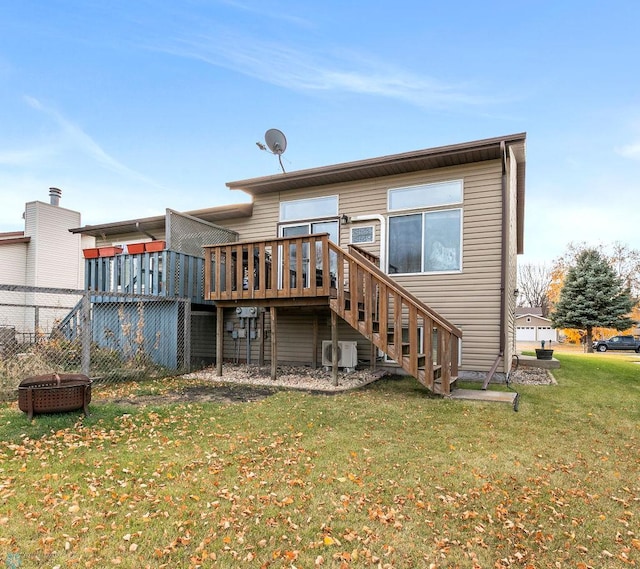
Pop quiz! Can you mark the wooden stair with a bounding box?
[329,244,462,395]
[203,235,462,395]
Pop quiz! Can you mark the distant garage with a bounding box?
[515,313,558,342]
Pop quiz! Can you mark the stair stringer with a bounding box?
[327,244,462,395]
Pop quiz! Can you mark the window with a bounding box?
[388,180,462,211]
[279,217,339,288]
[280,196,338,222]
[387,179,463,274]
[388,209,461,273]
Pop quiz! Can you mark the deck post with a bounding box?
[312,313,318,369]
[331,310,338,386]
[259,310,265,366]
[183,299,191,373]
[216,305,223,377]
[270,306,278,381]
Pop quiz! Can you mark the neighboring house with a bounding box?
[515,309,558,342]
[0,189,93,338]
[71,133,527,394]
[69,205,251,367]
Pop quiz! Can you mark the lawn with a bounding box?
[1,353,638,568]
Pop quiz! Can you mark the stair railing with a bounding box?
[329,243,461,393]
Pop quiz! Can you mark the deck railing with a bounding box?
[332,243,461,393]
[85,250,206,303]
[204,234,335,301]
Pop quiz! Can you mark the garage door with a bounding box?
[537,326,557,342]
[517,326,536,341]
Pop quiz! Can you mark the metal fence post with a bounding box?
[81,291,91,376]
[183,299,191,373]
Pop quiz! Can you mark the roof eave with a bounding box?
[69,202,253,237]
[227,133,527,196]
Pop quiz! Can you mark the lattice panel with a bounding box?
[166,208,238,257]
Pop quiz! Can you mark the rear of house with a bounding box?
[69,133,526,388]
[208,133,526,381]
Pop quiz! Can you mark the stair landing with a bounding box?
[448,388,519,408]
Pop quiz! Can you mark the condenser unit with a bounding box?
[321,340,358,369]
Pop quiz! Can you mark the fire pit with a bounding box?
[18,373,92,420]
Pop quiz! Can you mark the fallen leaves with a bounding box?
[1,380,639,568]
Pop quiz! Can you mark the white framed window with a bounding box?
[279,220,339,289]
[388,208,462,274]
[350,225,374,244]
[388,180,463,212]
[280,196,338,222]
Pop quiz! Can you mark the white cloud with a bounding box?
[154,33,492,109]
[616,141,640,159]
[23,96,165,188]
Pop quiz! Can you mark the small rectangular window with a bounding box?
[350,225,374,244]
[280,196,338,221]
[388,180,462,211]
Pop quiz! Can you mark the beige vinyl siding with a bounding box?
[389,162,503,373]
[219,307,371,365]
[214,159,507,374]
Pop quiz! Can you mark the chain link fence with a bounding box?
[0,284,192,400]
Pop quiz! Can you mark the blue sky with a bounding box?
[1,0,639,265]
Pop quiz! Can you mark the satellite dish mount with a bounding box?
[257,128,287,173]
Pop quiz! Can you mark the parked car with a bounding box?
[592,335,640,352]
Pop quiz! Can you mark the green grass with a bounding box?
[1,354,639,568]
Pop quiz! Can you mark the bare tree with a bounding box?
[517,262,552,316]
[609,241,640,299]
[554,241,640,301]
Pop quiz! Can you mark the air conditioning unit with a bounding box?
[321,340,358,369]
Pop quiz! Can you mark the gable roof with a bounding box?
[516,307,543,316]
[515,313,552,324]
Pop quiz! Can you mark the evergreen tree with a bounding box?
[551,249,634,353]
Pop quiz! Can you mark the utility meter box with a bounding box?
[236,306,258,318]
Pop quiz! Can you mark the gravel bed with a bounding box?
[185,363,555,391]
[184,364,389,392]
[508,367,556,385]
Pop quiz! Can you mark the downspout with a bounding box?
[482,141,509,389]
[349,214,387,270]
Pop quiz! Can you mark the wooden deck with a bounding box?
[204,235,462,395]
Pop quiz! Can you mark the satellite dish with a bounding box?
[260,128,288,173]
[265,128,287,155]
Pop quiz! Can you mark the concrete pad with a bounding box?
[517,355,560,369]
[449,388,518,406]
